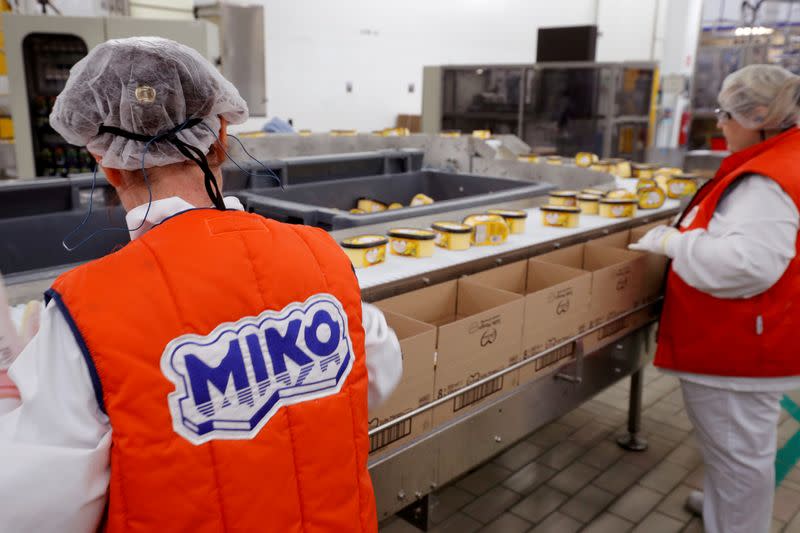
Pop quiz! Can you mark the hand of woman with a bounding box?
[628,225,679,257]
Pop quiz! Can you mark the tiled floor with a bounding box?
[379,365,800,533]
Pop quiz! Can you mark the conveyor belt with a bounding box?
[355,201,679,289]
[332,198,682,301]
[342,198,682,524]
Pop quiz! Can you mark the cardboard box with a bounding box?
[583,305,660,353]
[532,243,646,328]
[589,222,670,306]
[629,222,670,305]
[368,311,436,457]
[464,259,592,382]
[431,368,520,426]
[591,230,630,249]
[396,114,422,133]
[376,279,524,426]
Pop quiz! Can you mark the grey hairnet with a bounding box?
[49,37,248,170]
[718,64,800,130]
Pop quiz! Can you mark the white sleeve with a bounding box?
[668,175,799,299]
[0,300,111,533]
[362,302,402,410]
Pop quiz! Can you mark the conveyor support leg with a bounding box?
[397,494,429,531]
[617,368,648,452]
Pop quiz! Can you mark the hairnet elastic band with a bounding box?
[97,119,226,210]
[97,117,203,144]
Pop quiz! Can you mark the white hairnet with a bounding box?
[49,37,248,170]
[718,64,800,130]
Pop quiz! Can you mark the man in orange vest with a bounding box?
[0,37,402,532]
[631,64,800,533]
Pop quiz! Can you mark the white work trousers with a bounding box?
[681,380,783,533]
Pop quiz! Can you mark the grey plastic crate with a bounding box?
[1,209,128,276]
[237,171,553,230]
[0,174,128,275]
[221,149,423,189]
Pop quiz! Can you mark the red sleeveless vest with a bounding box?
[48,209,377,532]
[655,128,800,377]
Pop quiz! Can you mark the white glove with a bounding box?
[362,303,402,410]
[17,300,43,347]
[628,225,679,257]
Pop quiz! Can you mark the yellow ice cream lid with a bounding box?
[600,198,637,205]
[388,228,436,240]
[487,209,528,219]
[540,205,581,213]
[432,221,472,234]
[463,214,506,225]
[606,189,637,200]
[341,235,388,249]
[577,194,601,202]
[550,190,578,198]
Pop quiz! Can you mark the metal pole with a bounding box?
[617,366,648,451]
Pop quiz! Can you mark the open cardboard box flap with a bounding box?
[591,230,630,249]
[463,259,591,378]
[580,222,670,306]
[466,260,587,297]
[466,261,528,295]
[370,310,436,417]
[583,243,644,272]
[458,279,522,315]
[533,242,647,325]
[528,260,589,291]
[594,220,670,250]
[376,278,524,400]
[376,280,458,326]
[367,309,436,456]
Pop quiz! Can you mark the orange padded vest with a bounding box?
[47,208,377,532]
[656,128,800,377]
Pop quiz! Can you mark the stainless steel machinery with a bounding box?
[422,62,659,161]
[226,132,616,189]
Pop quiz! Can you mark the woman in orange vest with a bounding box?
[0,37,402,532]
[631,64,800,533]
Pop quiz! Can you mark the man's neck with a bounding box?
[115,165,222,212]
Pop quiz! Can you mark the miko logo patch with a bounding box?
[161,294,354,445]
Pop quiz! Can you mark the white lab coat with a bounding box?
[664,175,800,391]
[0,196,403,533]
[661,174,800,533]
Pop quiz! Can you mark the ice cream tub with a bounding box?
[541,205,581,228]
[341,235,388,268]
[388,228,436,258]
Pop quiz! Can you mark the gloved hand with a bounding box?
[17,300,42,347]
[628,225,679,257]
[0,274,21,370]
